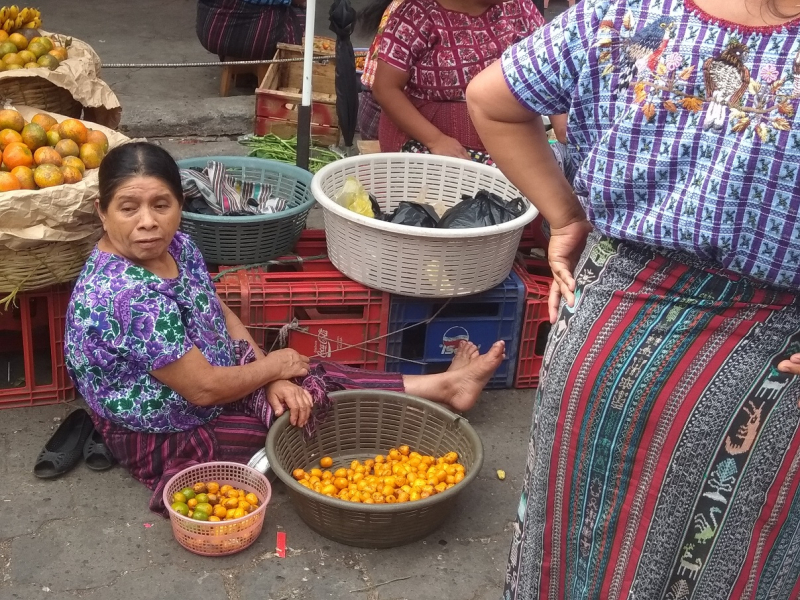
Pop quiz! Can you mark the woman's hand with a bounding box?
[265,380,313,427]
[262,348,310,381]
[778,354,800,376]
[427,134,471,160]
[547,218,593,323]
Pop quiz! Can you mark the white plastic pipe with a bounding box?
[301,0,316,107]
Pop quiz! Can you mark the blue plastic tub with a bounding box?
[384,272,526,388]
[177,157,316,266]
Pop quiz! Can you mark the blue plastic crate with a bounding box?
[385,272,525,389]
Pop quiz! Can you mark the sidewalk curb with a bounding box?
[117,96,255,139]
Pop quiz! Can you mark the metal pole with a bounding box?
[297,0,316,171]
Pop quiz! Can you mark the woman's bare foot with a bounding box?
[449,340,506,412]
[448,341,479,371]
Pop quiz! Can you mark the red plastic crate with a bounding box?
[214,261,389,371]
[519,214,549,254]
[291,229,327,258]
[0,284,75,409]
[513,257,552,389]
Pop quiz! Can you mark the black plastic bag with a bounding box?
[384,201,440,228]
[438,190,527,229]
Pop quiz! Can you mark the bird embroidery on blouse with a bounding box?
[615,16,676,93]
[703,40,751,131]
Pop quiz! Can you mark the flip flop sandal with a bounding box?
[33,408,94,479]
[83,428,116,472]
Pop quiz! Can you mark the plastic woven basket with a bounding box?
[177,157,316,265]
[163,462,272,556]
[310,153,538,298]
[266,390,483,548]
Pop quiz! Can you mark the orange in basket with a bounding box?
[163,461,272,556]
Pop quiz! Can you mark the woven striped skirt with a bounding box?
[506,232,800,600]
[91,354,403,516]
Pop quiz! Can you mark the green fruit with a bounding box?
[171,501,190,516]
[172,492,187,504]
[192,510,209,521]
[195,502,213,515]
[0,42,18,57]
[180,487,196,500]
[195,493,209,504]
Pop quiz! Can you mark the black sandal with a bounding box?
[83,428,115,471]
[33,408,94,479]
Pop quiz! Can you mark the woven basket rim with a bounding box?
[162,461,272,525]
[177,156,317,224]
[265,390,484,513]
[311,152,538,238]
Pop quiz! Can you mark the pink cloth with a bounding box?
[377,0,544,102]
[378,97,483,152]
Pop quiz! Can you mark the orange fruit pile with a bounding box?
[292,445,466,504]
[0,28,68,72]
[170,480,260,522]
[0,109,109,191]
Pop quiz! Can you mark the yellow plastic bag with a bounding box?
[335,176,375,218]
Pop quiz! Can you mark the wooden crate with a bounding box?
[256,43,340,147]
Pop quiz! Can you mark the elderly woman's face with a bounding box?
[97,176,181,266]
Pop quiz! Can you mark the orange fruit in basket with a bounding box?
[86,130,109,154]
[0,171,20,191]
[49,47,68,62]
[213,504,227,519]
[46,130,59,145]
[62,156,85,174]
[55,139,79,158]
[26,40,47,59]
[2,53,24,67]
[319,456,333,468]
[3,142,33,169]
[31,113,57,132]
[0,128,22,150]
[58,119,88,145]
[0,31,8,44]
[0,41,17,57]
[0,109,24,133]
[207,482,220,494]
[33,163,64,188]
[12,165,35,189]
[80,143,104,169]
[61,165,82,184]
[37,55,59,71]
[18,50,35,65]
[34,37,54,53]
[8,33,27,51]
[21,123,47,151]
[34,146,62,167]
[24,62,38,69]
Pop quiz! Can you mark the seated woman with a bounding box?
[372,0,566,161]
[196,0,304,62]
[65,142,506,515]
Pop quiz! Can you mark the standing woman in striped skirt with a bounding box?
[196,0,305,62]
[468,0,800,598]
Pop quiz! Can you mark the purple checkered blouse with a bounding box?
[502,0,800,289]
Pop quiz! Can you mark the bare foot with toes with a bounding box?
[448,340,506,412]
[448,341,480,371]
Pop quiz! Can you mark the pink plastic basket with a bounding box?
[163,461,272,556]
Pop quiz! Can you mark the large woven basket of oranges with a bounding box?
[163,462,272,556]
[0,104,129,298]
[266,390,484,548]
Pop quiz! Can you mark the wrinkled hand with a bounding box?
[264,348,310,381]
[427,135,470,160]
[547,219,593,323]
[265,380,313,427]
[778,354,800,377]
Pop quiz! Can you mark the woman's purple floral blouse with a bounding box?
[65,232,235,433]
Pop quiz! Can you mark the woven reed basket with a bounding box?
[0,232,100,300]
[266,390,484,548]
[0,77,82,118]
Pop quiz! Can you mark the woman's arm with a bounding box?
[150,346,309,408]
[373,60,470,159]
[217,295,264,359]
[549,113,568,144]
[467,62,591,321]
